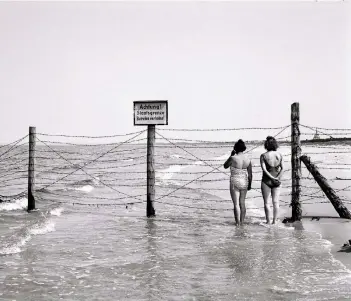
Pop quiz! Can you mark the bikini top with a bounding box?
[263,154,282,173]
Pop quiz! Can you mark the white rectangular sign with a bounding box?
[133,101,168,126]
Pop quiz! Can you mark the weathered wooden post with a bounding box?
[133,100,168,217]
[301,155,351,219]
[28,126,36,211]
[147,125,156,217]
[291,102,302,221]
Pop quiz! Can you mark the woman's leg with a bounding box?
[230,182,240,226]
[261,181,272,224]
[239,190,247,225]
[271,186,281,224]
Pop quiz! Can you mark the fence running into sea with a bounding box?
[1,103,351,219]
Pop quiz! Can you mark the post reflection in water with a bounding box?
[144,218,163,301]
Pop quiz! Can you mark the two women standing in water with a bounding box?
[224,136,284,225]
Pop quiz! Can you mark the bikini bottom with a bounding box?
[262,174,281,189]
[230,173,248,191]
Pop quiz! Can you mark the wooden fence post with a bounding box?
[291,103,302,221]
[147,125,156,217]
[28,126,36,212]
[301,155,351,219]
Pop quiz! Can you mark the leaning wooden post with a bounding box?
[291,102,302,221]
[301,155,351,219]
[147,125,156,217]
[28,126,36,212]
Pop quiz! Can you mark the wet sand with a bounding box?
[293,217,351,271]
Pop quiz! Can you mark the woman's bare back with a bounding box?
[231,154,251,169]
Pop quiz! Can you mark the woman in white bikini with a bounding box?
[224,139,252,226]
[260,136,284,224]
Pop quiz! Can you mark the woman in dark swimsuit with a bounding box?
[260,136,284,224]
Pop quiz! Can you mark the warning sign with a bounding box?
[133,101,168,126]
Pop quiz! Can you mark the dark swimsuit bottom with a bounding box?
[262,155,282,189]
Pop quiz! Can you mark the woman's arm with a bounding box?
[276,153,284,180]
[247,161,253,190]
[224,156,232,169]
[224,150,235,169]
[260,154,276,180]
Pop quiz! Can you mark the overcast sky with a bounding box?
[0,1,350,143]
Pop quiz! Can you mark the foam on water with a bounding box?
[0,198,27,212]
[307,229,351,275]
[0,220,56,255]
[29,220,55,235]
[50,207,64,216]
[0,236,31,255]
[156,165,186,185]
[75,185,94,193]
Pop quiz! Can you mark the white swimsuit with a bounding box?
[230,166,249,190]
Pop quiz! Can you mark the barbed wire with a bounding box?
[35,130,146,190]
[300,132,351,137]
[244,125,291,154]
[36,181,148,187]
[0,169,27,179]
[152,200,290,211]
[36,134,148,203]
[0,176,27,185]
[153,125,290,202]
[34,156,147,165]
[35,195,145,207]
[314,167,351,170]
[0,183,27,189]
[300,124,351,132]
[36,190,145,202]
[35,146,146,156]
[36,138,147,147]
[303,151,351,155]
[301,144,351,149]
[315,163,351,166]
[0,157,28,168]
[0,135,29,162]
[36,130,145,139]
[157,125,290,132]
[300,125,351,147]
[0,191,26,202]
[36,149,89,156]
[0,150,29,163]
[0,135,28,151]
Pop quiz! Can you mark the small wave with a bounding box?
[0,236,31,255]
[269,286,299,294]
[0,198,27,212]
[36,188,51,193]
[75,185,94,193]
[72,178,99,187]
[0,220,55,255]
[156,165,185,185]
[122,159,133,162]
[170,154,193,160]
[67,178,100,193]
[29,221,55,235]
[53,164,82,171]
[213,154,229,161]
[50,207,64,216]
